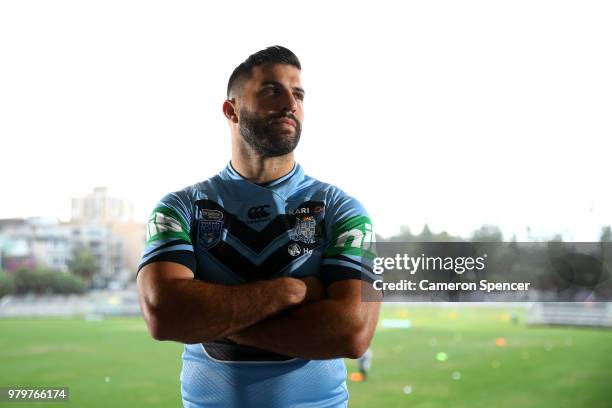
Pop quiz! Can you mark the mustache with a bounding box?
[267,112,300,124]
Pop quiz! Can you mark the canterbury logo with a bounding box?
[248,205,271,219]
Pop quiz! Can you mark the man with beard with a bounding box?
[136,46,381,408]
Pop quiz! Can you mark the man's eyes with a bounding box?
[260,88,304,100]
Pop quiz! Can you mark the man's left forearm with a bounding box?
[229,281,381,360]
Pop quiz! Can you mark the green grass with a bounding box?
[1,306,611,407]
[346,306,612,408]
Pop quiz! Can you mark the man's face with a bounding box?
[235,64,304,158]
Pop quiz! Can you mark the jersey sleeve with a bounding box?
[137,190,196,276]
[320,193,377,287]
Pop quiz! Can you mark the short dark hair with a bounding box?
[227,46,301,98]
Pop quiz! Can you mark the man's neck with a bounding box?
[230,155,295,185]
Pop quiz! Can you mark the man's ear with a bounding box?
[223,99,239,123]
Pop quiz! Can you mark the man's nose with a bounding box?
[280,89,298,113]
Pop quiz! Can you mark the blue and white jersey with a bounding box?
[138,163,375,408]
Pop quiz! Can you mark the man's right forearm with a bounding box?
[138,269,306,344]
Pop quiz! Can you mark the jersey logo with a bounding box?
[147,211,184,241]
[201,209,223,221]
[335,223,375,249]
[286,202,324,258]
[198,209,224,249]
[198,220,223,249]
[247,205,271,220]
[326,216,376,260]
[288,243,301,257]
[290,216,318,244]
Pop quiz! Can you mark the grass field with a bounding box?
[1,306,611,407]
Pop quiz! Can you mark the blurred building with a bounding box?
[67,223,124,287]
[0,187,146,288]
[0,218,66,273]
[29,219,71,272]
[111,221,147,279]
[0,229,36,272]
[68,187,144,286]
[71,187,134,224]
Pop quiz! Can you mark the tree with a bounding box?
[600,226,612,242]
[0,270,15,298]
[67,246,97,284]
[13,268,85,295]
[419,224,433,241]
[599,226,612,277]
[470,225,503,242]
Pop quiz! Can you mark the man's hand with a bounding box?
[137,261,307,344]
[228,279,381,360]
[298,276,325,305]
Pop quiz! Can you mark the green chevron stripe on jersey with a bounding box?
[146,206,191,244]
[326,215,375,259]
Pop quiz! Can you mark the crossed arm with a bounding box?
[137,261,381,359]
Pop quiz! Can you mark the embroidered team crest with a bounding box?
[198,220,223,249]
[290,216,318,244]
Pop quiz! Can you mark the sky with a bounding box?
[0,0,610,240]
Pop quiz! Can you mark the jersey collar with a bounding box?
[220,161,305,199]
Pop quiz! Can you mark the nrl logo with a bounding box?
[201,209,223,221]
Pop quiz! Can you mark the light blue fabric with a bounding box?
[139,162,372,407]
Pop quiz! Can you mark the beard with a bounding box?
[239,108,302,158]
